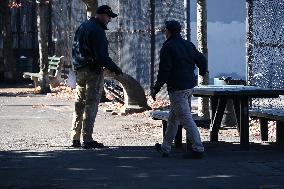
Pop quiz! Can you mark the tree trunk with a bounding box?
[1,0,17,82]
[82,0,98,18]
[37,0,50,93]
[197,0,209,118]
[184,0,191,41]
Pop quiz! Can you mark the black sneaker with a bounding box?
[71,140,81,148]
[155,143,169,158]
[82,141,105,149]
[182,150,204,159]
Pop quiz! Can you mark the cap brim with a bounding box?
[109,12,118,18]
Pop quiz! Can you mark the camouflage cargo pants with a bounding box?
[70,69,104,142]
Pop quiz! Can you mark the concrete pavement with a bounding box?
[0,94,284,189]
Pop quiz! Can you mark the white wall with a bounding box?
[189,0,246,80]
[191,21,246,79]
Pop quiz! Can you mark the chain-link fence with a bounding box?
[52,0,86,68]
[99,0,185,93]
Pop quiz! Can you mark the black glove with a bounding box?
[199,70,209,77]
[115,67,123,76]
[150,90,157,101]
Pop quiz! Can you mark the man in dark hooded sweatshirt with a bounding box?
[152,20,207,159]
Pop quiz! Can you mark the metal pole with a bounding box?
[246,0,254,86]
[150,0,155,93]
[47,1,53,55]
[184,0,191,41]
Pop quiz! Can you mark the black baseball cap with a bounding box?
[164,20,182,33]
[96,5,118,18]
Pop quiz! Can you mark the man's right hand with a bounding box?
[115,67,123,76]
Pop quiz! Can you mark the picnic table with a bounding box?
[193,85,284,150]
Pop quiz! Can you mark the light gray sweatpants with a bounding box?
[161,88,204,153]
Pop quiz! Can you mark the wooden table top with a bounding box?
[193,85,284,98]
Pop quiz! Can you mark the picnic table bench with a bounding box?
[193,85,284,150]
[149,110,210,149]
[23,56,65,87]
[249,108,284,144]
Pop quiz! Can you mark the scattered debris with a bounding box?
[146,95,170,110]
[250,119,276,138]
[0,86,41,96]
[49,84,75,99]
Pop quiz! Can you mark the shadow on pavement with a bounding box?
[1,143,284,189]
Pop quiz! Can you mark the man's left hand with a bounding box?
[150,90,157,101]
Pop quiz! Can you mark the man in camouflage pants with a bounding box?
[70,5,123,149]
